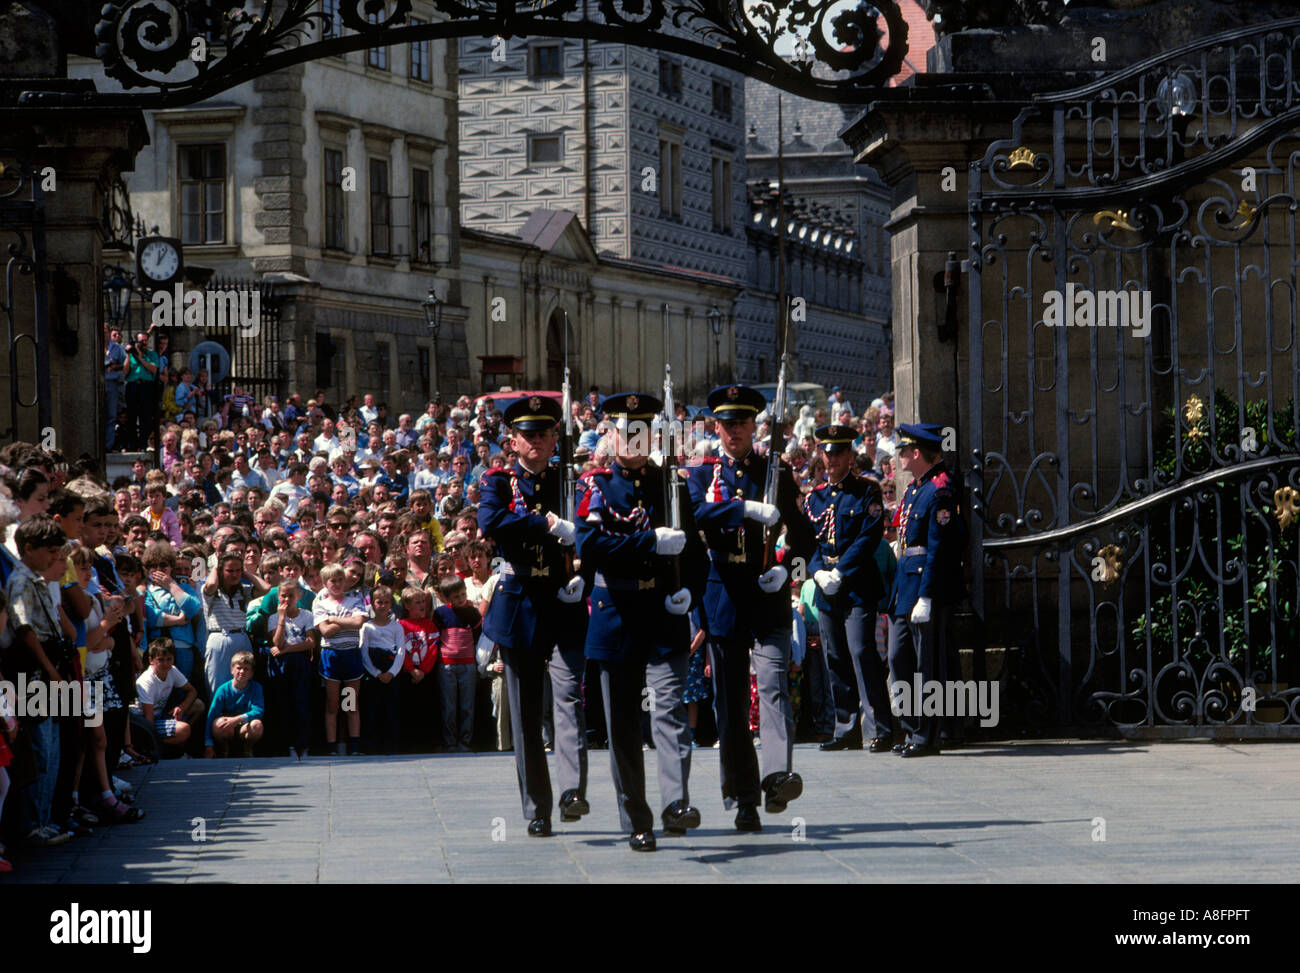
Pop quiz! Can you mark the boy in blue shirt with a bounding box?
[205,651,266,757]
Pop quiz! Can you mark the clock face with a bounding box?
[140,240,180,283]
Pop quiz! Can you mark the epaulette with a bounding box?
[482,468,508,478]
[932,471,951,490]
[580,467,612,480]
[813,481,830,491]
[697,456,721,465]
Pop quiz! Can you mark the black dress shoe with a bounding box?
[761,772,803,813]
[559,789,590,822]
[900,743,940,758]
[735,804,762,832]
[629,831,657,852]
[868,737,894,753]
[892,743,906,754]
[661,800,701,835]
[819,737,863,751]
[527,817,553,836]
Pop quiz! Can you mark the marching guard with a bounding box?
[685,384,814,831]
[576,393,705,852]
[888,422,968,757]
[478,396,590,835]
[803,424,891,752]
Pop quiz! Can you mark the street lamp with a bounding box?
[707,303,724,384]
[421,283,442,400]
[104,265,134,328]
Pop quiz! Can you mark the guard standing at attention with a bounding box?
[577,393,705,852]
[685,384,814,832]
[888,422,967,757]
[803,424,890,752]
[478,395,590,836]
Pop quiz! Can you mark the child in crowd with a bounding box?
[398,586,439,750]
[269,577,316,759]
[434,576,481,752]
[359,585,406,754]
[313,562,368,755]
[205,651,265,758]
[135,638,203,755]
[143,542,202,682]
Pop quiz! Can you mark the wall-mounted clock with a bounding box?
[136,236,185,292]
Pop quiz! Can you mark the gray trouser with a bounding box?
[501,643,553,820]
[438,662,477,747]
[205,631,251,703]
[491,677,512,751]
[600,650,691,835]
[710,634,794,808]
[888,605,955,747]
[821,604,892,741]
[548,640,588,799]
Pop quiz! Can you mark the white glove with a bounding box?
[757,564,788,593]
[664,588,692,615]
[814,568,842,596]
[910,597,932,624]
[547,515,576,546]
[742,500,780,526]
[654,526,686,556]
[556,574,584,604]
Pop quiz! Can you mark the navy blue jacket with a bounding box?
[478,461,588,653]
[803,472,886,613]
[685,451,813,640]
[889,462,967,619]
[576,461,706,662]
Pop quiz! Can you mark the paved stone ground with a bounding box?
[7,741,1299,883]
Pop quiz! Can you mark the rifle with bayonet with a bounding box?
[661,362,682,591]
[560,365,576,575]
[761,353,789,571]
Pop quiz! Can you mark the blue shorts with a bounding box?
[321,647,364,682]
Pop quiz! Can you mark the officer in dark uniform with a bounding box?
[803,424,890,752]
[576,393,704,852]
[888,422,967,757]
[685,384,814,832]
[478,395,589,835]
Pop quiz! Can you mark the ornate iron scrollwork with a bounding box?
[74,0,908,107]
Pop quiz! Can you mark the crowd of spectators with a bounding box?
[1,373,901,875]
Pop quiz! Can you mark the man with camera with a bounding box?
[123,326,162,452]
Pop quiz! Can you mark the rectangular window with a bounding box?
[178,144,225,245]
[411,167,432,263]
[331,336,348,394]
[370,158,390,255]
[324,148,346,250]
[711,155,732,231]
[530,43,563,79]
[409,17,431,82]
[658,135,682,218]
[375,340,391,403]
[320,0,342,39]
[529,134,562,166]
[367,10,388,69]
[658,57,681,96]
[711,80,732,119]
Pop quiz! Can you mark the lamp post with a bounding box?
[707,303,723,385]
[421,283,442,401]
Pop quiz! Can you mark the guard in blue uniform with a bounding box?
[685,384,814,831]
[803,424,891,752]
[888,422,967,757]
[577,392,705,852]
[478,395,590,835]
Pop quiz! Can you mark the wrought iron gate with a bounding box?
[0,148,51,444]
[967,19,1300,736]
